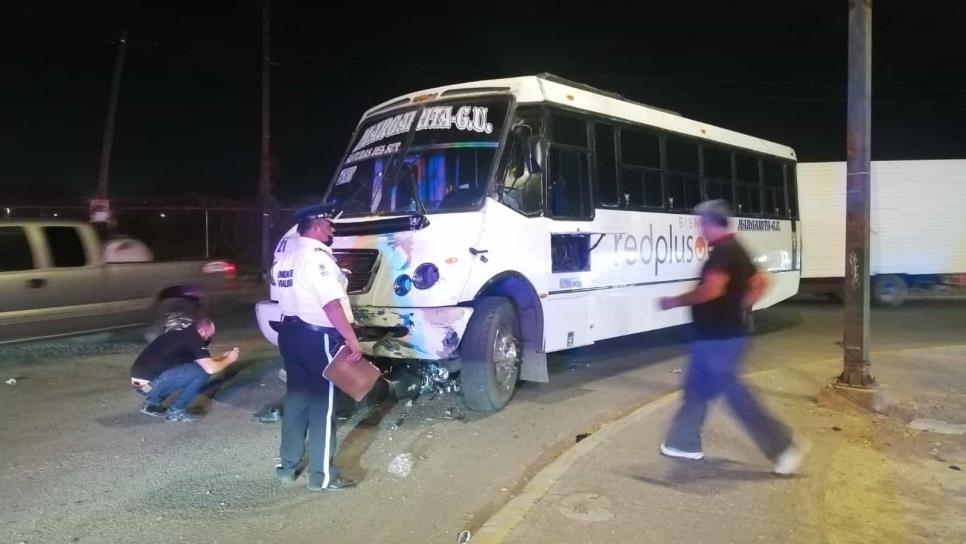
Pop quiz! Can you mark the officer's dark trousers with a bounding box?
[278,323,343,486]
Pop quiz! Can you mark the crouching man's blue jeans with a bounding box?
[136,362,209,412]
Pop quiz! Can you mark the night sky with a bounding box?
[3,1,965,203]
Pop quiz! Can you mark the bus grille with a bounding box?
[332,250,380,294]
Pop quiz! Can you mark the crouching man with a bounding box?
[130,317,239,422]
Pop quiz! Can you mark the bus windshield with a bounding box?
[325,97,510,217]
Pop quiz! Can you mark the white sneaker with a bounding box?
[660,443,705,460]
[773,442,809,475]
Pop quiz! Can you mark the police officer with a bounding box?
[272,205,363,491]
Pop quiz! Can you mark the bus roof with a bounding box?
[362,73,796,161]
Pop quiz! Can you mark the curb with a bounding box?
[472,344,966,543]
[473,390,681,543]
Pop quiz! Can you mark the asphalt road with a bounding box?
[1,298,964,544]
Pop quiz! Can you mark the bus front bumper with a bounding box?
[353,306,474,361]
[255,301,474,361]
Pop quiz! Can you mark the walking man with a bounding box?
[658,200,805,475]
[131,317,239,422]
[272,205,363,491]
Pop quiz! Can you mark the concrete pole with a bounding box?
[839,0,876,387]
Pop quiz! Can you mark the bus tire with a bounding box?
[872,274,908,307]
[459,297,521,412]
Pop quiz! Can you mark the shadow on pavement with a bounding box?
[338,397,398,481]
[97,408,168,428]
[515,306,806,407]
[515,325,691,405]
[205,356,281,401]
[749,308,807,336]
[630,457,780,494]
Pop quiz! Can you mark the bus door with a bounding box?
[543,137,598,351]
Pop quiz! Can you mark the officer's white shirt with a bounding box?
[272,236,353,327]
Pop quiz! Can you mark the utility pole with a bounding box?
[839,0,876,387]
[259,0,273,274]
[93,29,127,222]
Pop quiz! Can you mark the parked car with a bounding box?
[0,219,238,343]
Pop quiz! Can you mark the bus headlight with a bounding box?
[412,263,440,290]
[394,274,413,296]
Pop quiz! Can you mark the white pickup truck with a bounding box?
[0,219,238,344]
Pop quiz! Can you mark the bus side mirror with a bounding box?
[511,124,543,176]
[526,135,544,175]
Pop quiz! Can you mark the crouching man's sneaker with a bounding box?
[773,442,809,476]
[164,409,200,423]
[140,402,165,417]
[307,476,356,491]
[660,443,705,460]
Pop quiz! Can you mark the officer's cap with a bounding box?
[293,203,340,222]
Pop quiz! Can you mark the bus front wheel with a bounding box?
[459,297,521,412]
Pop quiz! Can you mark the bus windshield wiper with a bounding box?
[394,144,434,221]
[398,161,429,222]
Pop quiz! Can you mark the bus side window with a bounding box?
[547,146,593,220]
[619,128,663,208]
[762,159,786,218]
[702,145,734,208]
[547,113,593,220]
[594,123,620,207]
[665,138,701,211]
[498,114,544,216]
[552,115,588,147]
[735,153,762,216]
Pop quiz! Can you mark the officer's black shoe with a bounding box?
[307,476,356,491]
[275,464,298,484]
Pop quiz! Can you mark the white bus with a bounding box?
[256,74,801,411]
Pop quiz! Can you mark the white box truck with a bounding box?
[798,159,966,305]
